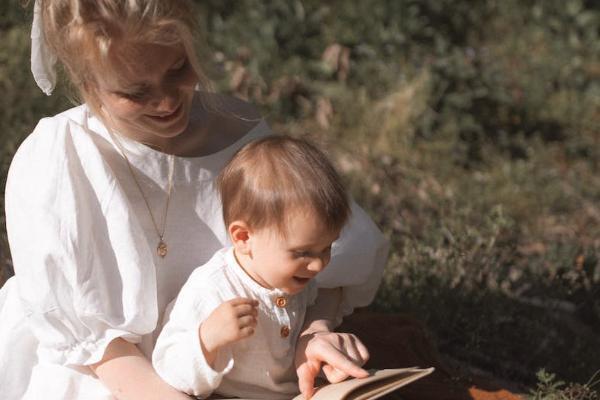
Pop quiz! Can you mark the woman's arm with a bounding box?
[295,288,370,399]
[301,287,342,334]
[90,338,190,400]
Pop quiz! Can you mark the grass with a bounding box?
[528,369,600,400]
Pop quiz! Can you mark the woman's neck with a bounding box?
[106,98,260,157]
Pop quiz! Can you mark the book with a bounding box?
[210,367,434,400]
[291,367,435,400]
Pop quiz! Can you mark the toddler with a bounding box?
[152,136,362,399]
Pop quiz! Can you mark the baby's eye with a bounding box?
[293,251,311,258]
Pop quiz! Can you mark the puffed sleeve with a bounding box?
[315,201,390,324]
[152,269,234,398]
[5,117,158,366]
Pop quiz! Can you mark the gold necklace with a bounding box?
[109,131,175,258]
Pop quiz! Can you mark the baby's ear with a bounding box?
[229,220,252,255]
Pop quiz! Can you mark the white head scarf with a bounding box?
[31,0,57,96]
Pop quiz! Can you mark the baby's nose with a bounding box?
[307,258,325,273]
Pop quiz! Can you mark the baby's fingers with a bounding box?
[229,297,259,307]
[232,299,259,317]
[237,314,257,328]
[229,298,259,315]
[235,315,257,339]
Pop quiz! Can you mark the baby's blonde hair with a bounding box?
[37,0,210,112]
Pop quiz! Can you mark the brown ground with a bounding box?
[339,312,526,400]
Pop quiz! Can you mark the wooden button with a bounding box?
[280,325,290,338]
[275,296,287,308]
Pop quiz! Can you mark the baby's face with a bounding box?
[245,211,340,294]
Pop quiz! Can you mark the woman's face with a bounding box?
[94,43,198,148]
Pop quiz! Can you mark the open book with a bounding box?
[210,367,434,400]
[291,367,435,400]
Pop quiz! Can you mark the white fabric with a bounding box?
[31,0,57,96]
[153,247,317,400]
[0,99,389,399]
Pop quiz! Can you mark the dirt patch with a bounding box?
[339,311,526,399]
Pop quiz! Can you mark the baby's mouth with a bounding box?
[293,276,311,285]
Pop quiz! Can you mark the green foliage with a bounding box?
[528,369,599,400]
[0,0,30,30]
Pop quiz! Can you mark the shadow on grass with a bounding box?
[372,277,600,389]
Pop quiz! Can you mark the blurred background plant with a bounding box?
[1,0,598,395]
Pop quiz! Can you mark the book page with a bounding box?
[208,367,434,400]
[291,367,435,400]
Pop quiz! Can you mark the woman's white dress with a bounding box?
[0,102,389,399]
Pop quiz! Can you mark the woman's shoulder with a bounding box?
[36,103,90,129]
[7,104,108,200]
[13,104,91,158]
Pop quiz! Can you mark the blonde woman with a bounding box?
[0,1,388,399]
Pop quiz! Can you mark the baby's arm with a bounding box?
[199,298,258,366]
[153,286,257,398]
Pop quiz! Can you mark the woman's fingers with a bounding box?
[312,333,368,377]
[346,333,370,365]
[297,332,371,399]
[320,336,368,382]
[322,364,348,383]
[297,358,321,399]
[319,345,369,379]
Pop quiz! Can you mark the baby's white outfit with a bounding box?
[0,96,389,399]
[153,247,317,400]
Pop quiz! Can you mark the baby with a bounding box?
[152,136,361,399]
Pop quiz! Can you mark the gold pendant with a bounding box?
[157,240,168,258]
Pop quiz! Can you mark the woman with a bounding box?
[0,1,388,399]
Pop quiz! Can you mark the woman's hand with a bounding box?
[295,331,370,399]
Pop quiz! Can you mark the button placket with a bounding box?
[272,294,292,340]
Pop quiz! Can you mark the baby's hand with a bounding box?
[199,298,258,363]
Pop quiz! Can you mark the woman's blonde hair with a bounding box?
[37,0,210,112]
